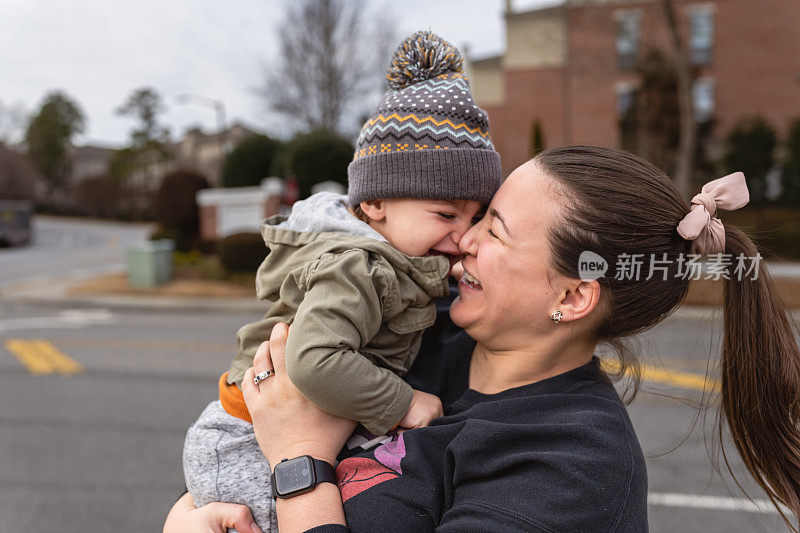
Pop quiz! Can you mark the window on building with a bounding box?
[616,84,638,151]
[689,8,714,65]
[616,85,636,117]
[692,78,715,122]
[615,11,641,70]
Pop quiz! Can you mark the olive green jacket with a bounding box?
[227,215,450,434]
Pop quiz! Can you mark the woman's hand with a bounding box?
[241,323,357,467]
[163,492,262,533]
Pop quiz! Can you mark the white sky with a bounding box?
[1,0,561,147]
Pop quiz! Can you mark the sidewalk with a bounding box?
[2,261,799,314]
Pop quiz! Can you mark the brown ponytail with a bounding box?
[534,145,800,528]
[720,226,800,527]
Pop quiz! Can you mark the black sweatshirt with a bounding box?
[312,294,648,532]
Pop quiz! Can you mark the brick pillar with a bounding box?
[199,205,218,242]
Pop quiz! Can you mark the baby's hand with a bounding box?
[398,389,443,430]
[450,260,464,282]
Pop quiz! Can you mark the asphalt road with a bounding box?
[0,215,152,288]
[0,217,794,532]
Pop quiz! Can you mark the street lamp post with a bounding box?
[175,93,229,152]
[175,93,230,186]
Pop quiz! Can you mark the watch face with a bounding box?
[274,456,315,496]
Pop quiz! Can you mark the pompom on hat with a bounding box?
[348,31,502,206]
[385,32,464,90]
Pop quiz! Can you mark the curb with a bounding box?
[0,269,264,314]
[1,292,265,313]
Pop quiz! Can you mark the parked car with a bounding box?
[0,200,33,246]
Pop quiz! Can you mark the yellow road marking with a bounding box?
[603,360,720,393]
[48,337,232,352]
[1,337,717,390]
[640,363,720,392]
[5,339,84,376]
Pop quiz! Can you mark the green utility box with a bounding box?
[128,239,175,288]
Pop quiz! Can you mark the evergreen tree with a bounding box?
[24,91,85,190]
[723,116,777,205]
[781,118,800,206]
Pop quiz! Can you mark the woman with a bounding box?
[165,146,800,532]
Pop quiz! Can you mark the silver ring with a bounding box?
[253,369,274,385]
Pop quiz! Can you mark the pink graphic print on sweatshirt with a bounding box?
[336,433,407,502]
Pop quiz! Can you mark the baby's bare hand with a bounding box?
[398,389,443,429]
[450,261,464,282]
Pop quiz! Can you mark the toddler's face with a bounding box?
[364,198,484,273]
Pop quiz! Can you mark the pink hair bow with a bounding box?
[676,172,750,255]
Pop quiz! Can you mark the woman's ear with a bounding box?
[359,199,387,222]
[558,279,601,323]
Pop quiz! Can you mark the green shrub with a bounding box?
[781,117,800,206]
[155,168,210,251]
[766,228,800,259]
[722,116,777,205]
[149,227,179,241]
[270,141,289,178]
[172,249,204,266]
[149,227,185,252]
[222,134,282,188]
[0,143,38,201]
[218,232,266,273]
[280,130,353,199]
[720,206,800,259]
[72,174,121,218]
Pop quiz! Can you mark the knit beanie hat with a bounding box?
[348,31,502,206]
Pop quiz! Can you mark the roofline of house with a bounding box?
[469,54,504,67]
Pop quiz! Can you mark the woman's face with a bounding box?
[450,161,564,349]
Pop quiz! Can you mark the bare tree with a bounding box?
[263,0,396,136]
[661,0,695,200]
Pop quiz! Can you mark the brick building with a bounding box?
[470,0,800,174]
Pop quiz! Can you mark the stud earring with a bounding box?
[549,310,563,324]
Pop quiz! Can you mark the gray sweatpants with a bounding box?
[183,400,278,532]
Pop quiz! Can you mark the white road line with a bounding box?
[649,492,788,515]
[0,309,116,332]
[0,263,126,288]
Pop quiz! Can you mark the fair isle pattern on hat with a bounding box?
[352,72,495,160]
[348,31,502,206]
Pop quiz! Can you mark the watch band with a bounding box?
[271,456,337,499]
[312,456,337,486]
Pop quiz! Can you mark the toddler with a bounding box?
[182,31,501,531]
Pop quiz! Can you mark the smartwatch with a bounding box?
[270,455,337,499]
